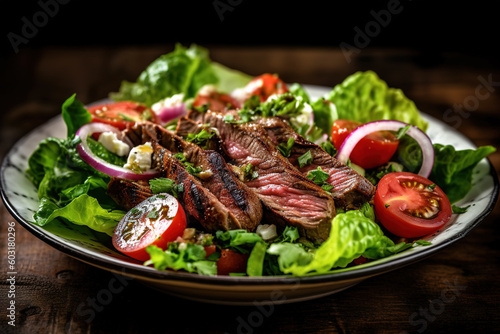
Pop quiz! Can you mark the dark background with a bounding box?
[1,0,499,55]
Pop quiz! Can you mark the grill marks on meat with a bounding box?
[178,110,336,242]
[107,178,153,211]
[123,122,262,232]
[153,144,241,231]
[256,117,376,209]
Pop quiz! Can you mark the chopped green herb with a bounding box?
[396,125,411,140]
[306,167,333,193]
[413,240,432,246]
[147,209,159,219]
[428,183,437,190]
[320,141,337,157]
[185,129,216,149]
[452,204,470,214]
[118,113,136,122]
[298,150,313,168]
[385,204,390,208]
[277,138,295,158]
[243,163,259,181]
[149,178,184,198]
[306,167,330,185]
[223,115,235,123]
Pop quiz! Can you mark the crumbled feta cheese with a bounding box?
[151,93,185,113]
[197,84,218,97]
[124,142,153,171]
[256,224,278,241]
[98,132,130,157]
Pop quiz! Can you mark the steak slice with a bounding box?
[107,178,153,211]
[152,142,243,232]
[256,117,376,209]
[178,110,336,242]
[125,122,263,232]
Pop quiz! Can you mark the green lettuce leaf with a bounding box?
[319,70,428,133]
[33,194,124,236]
[61,93,92,138]
[210,62,252,93]
[110,44,219,106]
[144,243,217,276]
[397,138,496,203]
[430,144,496,203]
[268,210,404,276]
[27,95,126,236]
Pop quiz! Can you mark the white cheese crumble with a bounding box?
[124,142,153,171]
[151,93,185,113]
[98,132,130,157]
[256,224,278,241]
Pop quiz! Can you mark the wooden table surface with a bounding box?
[1,45,499,334]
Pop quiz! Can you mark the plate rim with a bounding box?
[1,87,499,287]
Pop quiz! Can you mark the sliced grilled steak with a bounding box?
[152,142,244,232]
[107,178,153,211]
[256,117,376,209]
[125,122,263,232]
[178,110,336,242]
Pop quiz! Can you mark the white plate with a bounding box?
[1,85,498,305]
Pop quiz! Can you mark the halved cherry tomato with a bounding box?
[243,73,288,102]
[192,90,241,112]
[88,101,154,130]
[331,119,399,169]
[112,193,187,261]
[374,172,452,238]
[204,244,217,258]
[217,249,249,275]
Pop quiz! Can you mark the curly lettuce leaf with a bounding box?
[27,95,125,236]
[110,44,218,106]
[319,70,428,133]
[267,209,407,276]
[33,195,124,236]
[145,243,217,276]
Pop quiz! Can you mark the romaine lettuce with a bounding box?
[267,208,415,276]
[110,44,251,106]
[318,70,428,134]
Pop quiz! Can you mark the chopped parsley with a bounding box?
[149,178,184,198]
[306,167,334,192]
[277,137,295,158]
[298,150,313,168]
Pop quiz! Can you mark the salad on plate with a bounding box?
[25,44,496,277]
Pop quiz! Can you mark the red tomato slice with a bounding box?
[88,101,153,130]
[331,119,399,169]
[374,172,452,238]
[192,90,241,112]
[217,249,249,275]
[112,193,187,261]
[243,73,288,102]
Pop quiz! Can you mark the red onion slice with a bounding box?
[152,94,187,126]
[336,120,434,177]
[76,123,160,180]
